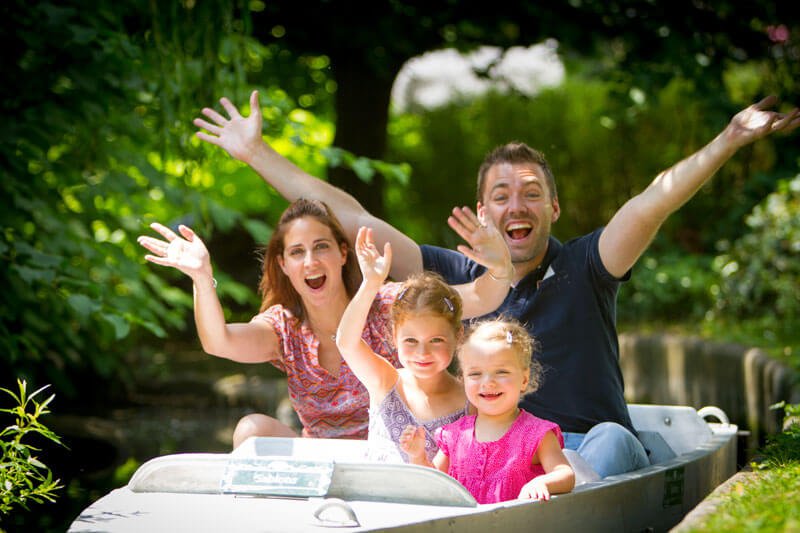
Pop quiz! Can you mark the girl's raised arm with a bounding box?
[518,431,575,501]
[335,227,399,396]
[138,222,280,363]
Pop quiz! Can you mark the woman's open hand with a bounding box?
[137,223,213,282]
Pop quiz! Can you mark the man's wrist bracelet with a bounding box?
[488,269,512,282]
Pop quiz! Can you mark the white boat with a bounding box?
[68,404,737,533]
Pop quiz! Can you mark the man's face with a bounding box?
[478,162,560,268]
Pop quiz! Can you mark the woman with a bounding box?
[138,199,512,448]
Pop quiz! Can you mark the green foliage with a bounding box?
[711,174,800,339]
[689,403,800,532]
[0,0,415,396]
[754,402,800,469]
[0,379,64,517]
[387,75,786,250]
[619,251,717,325]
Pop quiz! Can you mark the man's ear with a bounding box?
[550,197,561,223]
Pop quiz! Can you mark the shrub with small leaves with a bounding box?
[712,174,800,336]
[0,379,65,518]
[752,402,800,470]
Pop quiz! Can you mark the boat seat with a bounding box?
[628,404,713,456]
[638,430,677,465]
[563,449,601,485]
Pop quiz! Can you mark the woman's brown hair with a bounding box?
[258,198,360,321]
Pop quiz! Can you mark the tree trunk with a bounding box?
[329,57,396,218]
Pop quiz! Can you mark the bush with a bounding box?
[712,174,800,337]
[618,250,716,325]
[0,380,64,518]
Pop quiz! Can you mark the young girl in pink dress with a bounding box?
[400,319,575,504]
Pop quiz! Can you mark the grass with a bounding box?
[687,405,800,533]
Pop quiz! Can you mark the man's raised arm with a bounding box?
[599,96,800,279]
[194,90,423,280]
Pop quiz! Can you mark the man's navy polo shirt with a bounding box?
[421,228,634,434]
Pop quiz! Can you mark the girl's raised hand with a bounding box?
[355,226,392,285]
[194,90,264,163]
[447,206,513,280]
[398,425,426,462]
[137,223,213,282]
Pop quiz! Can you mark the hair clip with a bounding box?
[506,330,513,345]
[443,297,454,313]
[397,287,408,301]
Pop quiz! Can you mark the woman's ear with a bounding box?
[340,242,348,265]
[277,254,287,275]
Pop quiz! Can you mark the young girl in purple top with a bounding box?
[336,225,512,463]
[400,319,575,504]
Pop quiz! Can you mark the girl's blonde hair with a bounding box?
[391,271,463,335]
[458,317,542,393]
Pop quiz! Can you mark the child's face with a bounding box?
[394,314,458,379]
[459,341,529,417]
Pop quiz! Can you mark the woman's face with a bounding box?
[278,216,348,306]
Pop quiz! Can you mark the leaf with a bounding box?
[241,218,273,245]
[350,157,375,183]
[67,293,100,319]
[11,264,56,285]
[207,201,239,232]
[101,313,131,340]
[373,161,411,186]
[320,146,343,167]
[28,457,46,469]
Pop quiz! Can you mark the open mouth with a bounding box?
[505,222,532,241]
[305,274,326,290]
[479,392,502,400]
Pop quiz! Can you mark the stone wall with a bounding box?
[619,333,799,448]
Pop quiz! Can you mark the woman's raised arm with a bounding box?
[138,222,280,363]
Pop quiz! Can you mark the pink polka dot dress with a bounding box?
[436,410,563,504]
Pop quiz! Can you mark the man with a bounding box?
[195,92,799,476]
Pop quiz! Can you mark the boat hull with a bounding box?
[69,405,738,533]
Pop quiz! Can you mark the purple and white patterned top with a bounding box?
[367,384,468,463]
